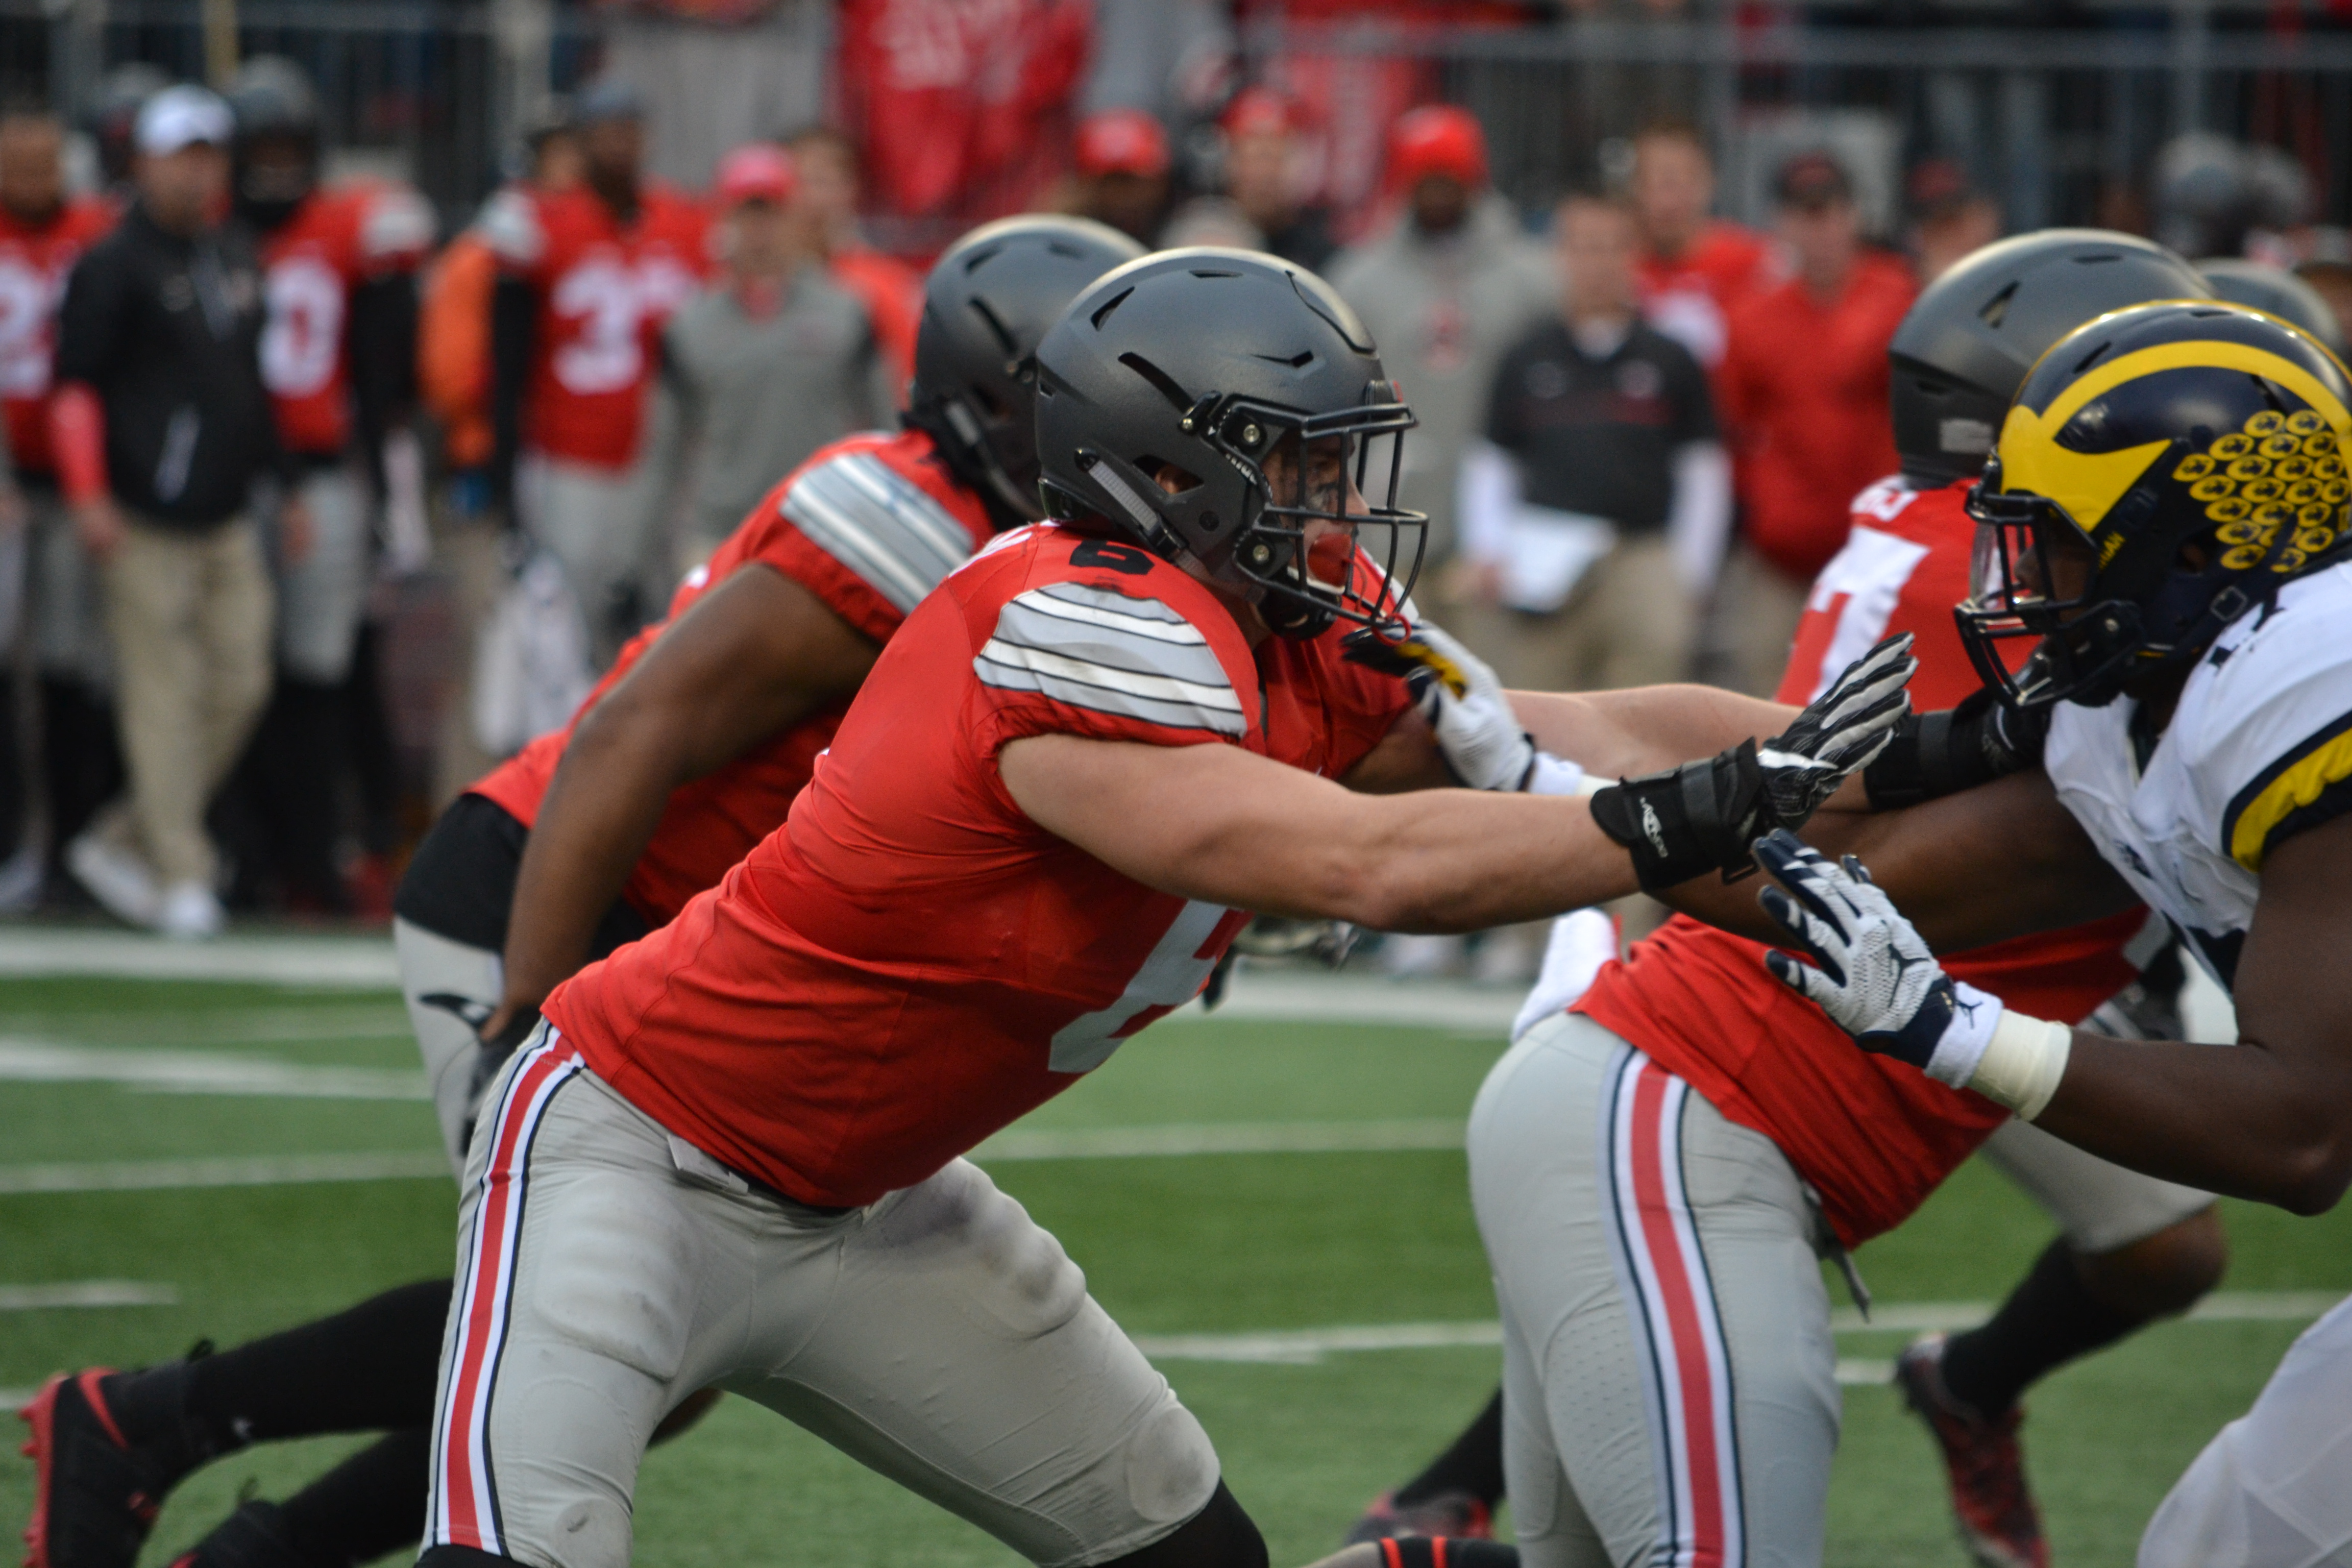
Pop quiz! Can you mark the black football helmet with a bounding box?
[906,216,1145,529]
[227,56,322,231]
[1889,231,2211,488]
[91,63,169,187]
[1033,248,1422,641]
[1959,300,2352,707]
[2197,258,2346,354]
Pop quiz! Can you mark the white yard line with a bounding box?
[0,930,401,986]
[0,1281,176,1309]
[973,1120,1465,1160]
[0,1152,451,1193]
[1131,1291,2346,1372]
[0,1039,429,1099]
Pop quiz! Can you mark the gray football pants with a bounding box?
[425,1029,1221,1568]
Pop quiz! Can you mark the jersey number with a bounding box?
[0,257,59,399]
[261,256,346,400]
[1047,900,1231,1073]
[1072,540,1154,576]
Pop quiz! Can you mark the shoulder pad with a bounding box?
[359,186,436,265]
[475,189,544,267]
[781,446,981,614]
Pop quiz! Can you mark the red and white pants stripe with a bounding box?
[1469,1014,1841,1568]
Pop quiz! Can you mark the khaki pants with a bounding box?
[1484,535,1696,695]
[1703,543,1814,699]
[94,514,274,886]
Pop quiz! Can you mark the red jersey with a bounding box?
[0,198,116,477]
[470,428,991,924]
[544,525,1414,1207]
[1574,477,2150,1246]
[1635,220,1772,371]
[1718,251,1916,582]
[478,182,714,470]
[258,181,434,456]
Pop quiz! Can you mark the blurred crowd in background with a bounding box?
[1,0,2348,957]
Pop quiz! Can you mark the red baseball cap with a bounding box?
[1222,87,1295,141]
[1075,109,1171,179]
[1388,105,1488,191]
[716,142,796,208]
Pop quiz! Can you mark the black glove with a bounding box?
[1863,686,2049,810]
[1591,633,1916,891]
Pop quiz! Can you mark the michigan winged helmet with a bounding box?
[1960,300,2352,707]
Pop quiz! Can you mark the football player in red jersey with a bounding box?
[1627,120,1771,376]
[1346,232,2230,1568]
[14,215,1144,1568]
[480,77,714,665]
[388,249,1910,1568]
[219,57,434,911]
[0,101,117,903]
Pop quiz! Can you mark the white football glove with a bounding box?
[1342,620,1536,792]
[1751,830,2071,1120]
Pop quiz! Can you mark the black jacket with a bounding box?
[53,202,287,527]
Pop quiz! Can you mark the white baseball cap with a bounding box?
[135,84,234,157]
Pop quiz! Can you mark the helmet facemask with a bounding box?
[1958,470,2148,707]
[1073,385,1425,641]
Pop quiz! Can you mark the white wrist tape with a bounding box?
[1968,1009,2073,1121]
[1525,752,1589,797]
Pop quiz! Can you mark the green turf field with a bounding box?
[4,969,2347,1568]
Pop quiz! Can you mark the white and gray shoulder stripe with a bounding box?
[976,582,1246,736]
[781,450,975,612]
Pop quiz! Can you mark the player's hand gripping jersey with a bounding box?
[0,196,117,476]
[478,182,713,469]
[2048,555,2352,994]
[257,180,433,454]
[542,524,1413,1208]
[469,428,993,923]
[1571,476,2150,1245]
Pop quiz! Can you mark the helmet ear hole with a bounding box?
[1139,459,1202,496]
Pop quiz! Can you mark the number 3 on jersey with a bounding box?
[552,256,652,395]
[261,255,346,399]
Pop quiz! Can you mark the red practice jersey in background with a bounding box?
[1718,251,1916,582]
[470,427,992,923]
[1634,220,1773,372]
[1573,476,2151,1246]
[478,182,714,469]
[545,525,1413,1208]
[258,180,434,456]
[0,198,117,477]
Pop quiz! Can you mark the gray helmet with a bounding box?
[2198,258,2346,354]
[907,215,1144,528]
[1034,248,1422,640]
[1890,230,2210,487]
[227,56,321,229]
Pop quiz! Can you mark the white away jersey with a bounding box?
[2046,562,2352,991]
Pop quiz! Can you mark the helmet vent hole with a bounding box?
[1090,287,1136,330]
[1254,350,1316,369]
[1979,282,2019,328]
[1116,352,1195,412]
[2072,342,2112,375]
[966,298,1019,358]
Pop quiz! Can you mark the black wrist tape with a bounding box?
[1864,691,2048,810]
[1590,740,1765,891]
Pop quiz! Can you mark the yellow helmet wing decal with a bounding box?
[1997,337,2352,541]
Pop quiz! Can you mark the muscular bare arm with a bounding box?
[1659,769,2135,951]
[1337,683,1805,795]
[484,564,879,1037]
[2033,815,2352,1212]
[999,734,1641,931]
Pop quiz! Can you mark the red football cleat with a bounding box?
[1895,1334,2049,1568]
[1342,1491,1493,1548]
[18,1370,185,1568]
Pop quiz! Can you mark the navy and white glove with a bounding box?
[1752,830,2071,1118]
[1343,621,1540,792]
[1591,633,1917,889]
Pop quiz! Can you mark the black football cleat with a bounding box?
[20,1366,216,1568]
